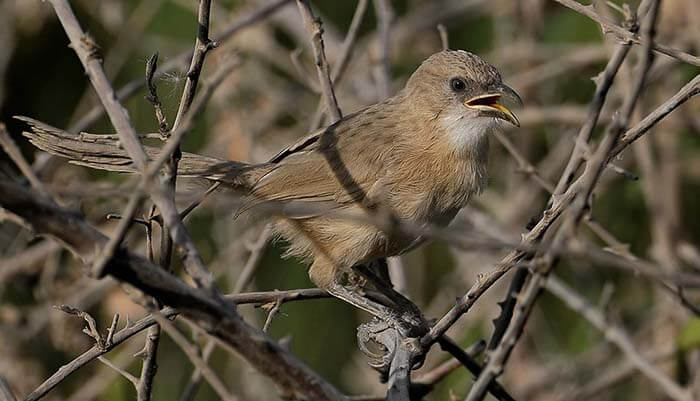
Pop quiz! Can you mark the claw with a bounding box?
[357,319,399,381]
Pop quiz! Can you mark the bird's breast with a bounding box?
[387,151,482,227]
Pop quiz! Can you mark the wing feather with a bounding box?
[241,105,399,217]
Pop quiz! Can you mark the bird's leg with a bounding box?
[308,258,407,330]
[309,259,425,374]
[324,282,411,336]
[353,260,428,336]
[324,282,404,374]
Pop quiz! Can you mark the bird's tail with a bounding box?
[17,116,269,191]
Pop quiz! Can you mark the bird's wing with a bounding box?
[244,106,398,217]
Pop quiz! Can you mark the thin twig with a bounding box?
[145,53,169,134]
[545,275,693,401]
[0,123,50,198]
[552,41,634,195]
[54,304,105,350]
[262,300,283,332]
[372,0,393,99]
[552,0,700,67]
[233,224,272,294]
[92,193,146,277]
[296,0,342,122]
[612,73,700,158]
[152,312,238,401]
[178,340,217,401]
[310,0,368,129]
[0,181,347,401]
[172,0,215,129]
[46,0,214,288]
[135,324,160,401]
[331,0,369,85]
[415,340,485,387]
[437,24,449,50]
[464,4,661,400]
[97,356,139,386]
[69,0,293,134]
[0,376,17,401]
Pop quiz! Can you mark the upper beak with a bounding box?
[464,85,521,127]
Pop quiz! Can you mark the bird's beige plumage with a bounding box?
[20,49,520,329]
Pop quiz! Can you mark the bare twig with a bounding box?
[97,356,139,386]
[373,0,394,99]
[552,41,633,195]
[331,0,369,85]
[172,0,215,129]
[178,340,217,401]
[0,123,50,198]
[92,192,146,277]
[64,340,144,401]
[25,307,179,401]
[163,0,214,272]
[69,0,293,134]
[262,300,283,332]
[145,53,168,134]
[135,324,160,401]
[310,0,368,129]
[105,313,120,348]
[546,275,693,401]
[233,224,273,294]
[464,4,661,400]
[562,346,678,401]
[552,0,700,66]
[291,48,321,93]
[437,24,449,50]
[0,377,17,401]
[0,181,347,401]
[296,0,343,122]
[437,337,515,401]
[415,340,485,387]
[612,73,700,158]
[152,313,237,401]
[46,0,213,288]
[54,305,106,350]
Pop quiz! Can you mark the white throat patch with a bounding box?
[439,110,495,158]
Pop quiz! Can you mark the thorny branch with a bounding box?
[0,180,347,401]
[465,3,666,401]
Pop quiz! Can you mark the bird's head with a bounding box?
[405,49,521,127]
[402,50,520,158]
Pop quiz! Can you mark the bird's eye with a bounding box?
[450,78,466,92]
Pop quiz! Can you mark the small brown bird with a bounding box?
[22,49,520,334]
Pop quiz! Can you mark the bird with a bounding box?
[20,49,520,337]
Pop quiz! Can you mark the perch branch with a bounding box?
[0,180,347,401]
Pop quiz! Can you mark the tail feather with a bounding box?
[17,116,268,190]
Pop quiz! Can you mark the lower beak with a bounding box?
[490,102,520,127]
[465,87,521,127]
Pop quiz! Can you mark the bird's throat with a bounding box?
[439,112,493,162]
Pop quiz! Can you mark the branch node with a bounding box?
[79,33,102,62]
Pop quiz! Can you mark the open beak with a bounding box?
[464,86,521,127]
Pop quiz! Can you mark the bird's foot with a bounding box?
[357,315,428,381]
[357,318,399,381]
[323,283,429,375]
